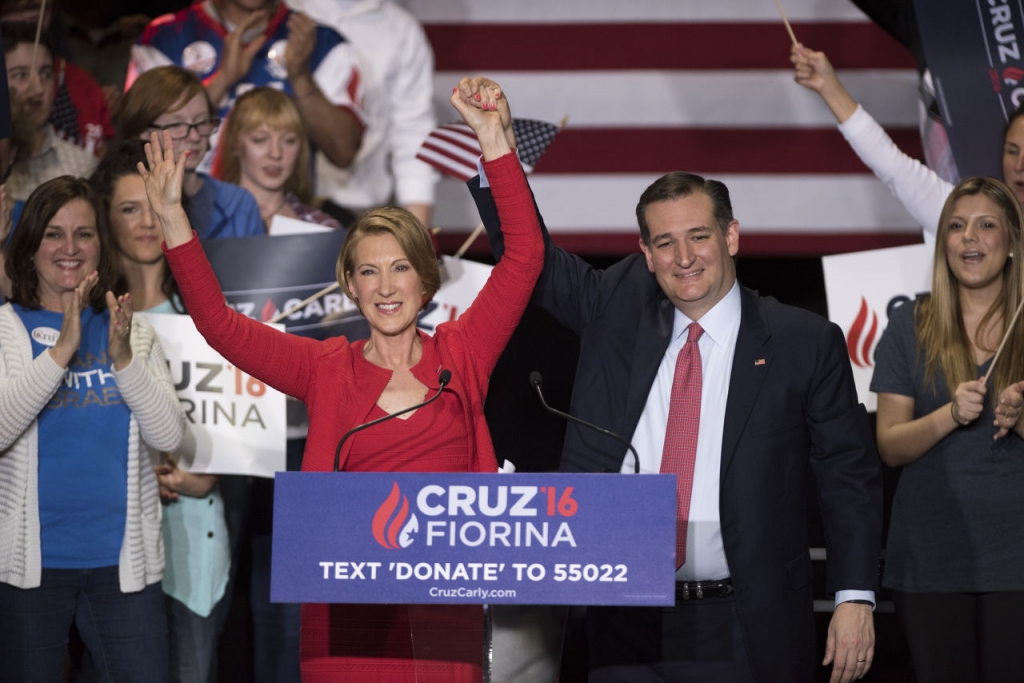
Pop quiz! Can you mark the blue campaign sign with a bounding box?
[271,472,676,606]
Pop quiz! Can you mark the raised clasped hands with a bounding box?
[994,380,1024,439]
[451,77,515,158]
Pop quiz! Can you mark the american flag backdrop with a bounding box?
[405,0,923,257]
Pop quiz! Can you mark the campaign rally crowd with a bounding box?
[0,1,1020,682]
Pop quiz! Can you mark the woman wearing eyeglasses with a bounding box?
[117,66,263,239]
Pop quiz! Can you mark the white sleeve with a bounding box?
[387,16,439,207]
[312,42,367,127]
[114,317,186,453]
[0,350,66,451]
[839,105,952,244]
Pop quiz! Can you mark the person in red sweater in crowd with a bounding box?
[0,2,115,155]
[141,78,540,682]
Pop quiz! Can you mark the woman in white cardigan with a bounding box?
[0,176,186,683]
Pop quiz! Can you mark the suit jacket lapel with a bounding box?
[721,287,773,478]
[624,292,675,443]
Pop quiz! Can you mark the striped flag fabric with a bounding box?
[417,118,561,182]
[405,0,924,257]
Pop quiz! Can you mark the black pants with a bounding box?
[586,594,756,683]
[892,590,1024,683]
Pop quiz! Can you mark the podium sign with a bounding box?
[271,472,676,606]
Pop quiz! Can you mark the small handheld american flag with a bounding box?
[416,118,561,182]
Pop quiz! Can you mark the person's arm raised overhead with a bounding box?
[139,130,193,249]
[792,43,951,241]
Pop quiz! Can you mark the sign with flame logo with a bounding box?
[270,472,676,606]
[822,243,932,411]
[846,297,880,370]
[372,482,418,550]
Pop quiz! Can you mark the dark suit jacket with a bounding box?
[471,180,883,682]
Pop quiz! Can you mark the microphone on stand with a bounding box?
[333,369,452,472]
[529,371,641,474]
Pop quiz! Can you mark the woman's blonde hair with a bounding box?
[916,176,1024,401]
[337,207,440,309]
[212,87,313,203]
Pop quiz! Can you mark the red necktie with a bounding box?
[661,322,703,568]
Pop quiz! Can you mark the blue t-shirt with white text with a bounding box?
[15,304,131,568]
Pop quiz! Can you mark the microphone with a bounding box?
[333,369,452,472]
[529,371,641,474]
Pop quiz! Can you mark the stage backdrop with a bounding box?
[405,0,923,256]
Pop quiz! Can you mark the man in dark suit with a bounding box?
[465,81,882,683]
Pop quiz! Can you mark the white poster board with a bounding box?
[822,243,933,412]
[140,312,287,477]
[417,255,494,330]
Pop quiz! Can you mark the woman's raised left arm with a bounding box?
[442,79,543,374]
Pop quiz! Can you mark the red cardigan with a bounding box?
[164,152,542,473]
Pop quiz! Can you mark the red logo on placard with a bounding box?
[1005,66,1024,86]
[260,299,277,322]
[372,482,418,549]
[846,297,879,368]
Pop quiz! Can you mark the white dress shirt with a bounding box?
[625,282,874,606]
[625,283,740,582]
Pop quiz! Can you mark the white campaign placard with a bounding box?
[822,243,933,412]
[417,255,494,330]
[141,312,287,477]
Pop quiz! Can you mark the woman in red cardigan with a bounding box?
[140,80,540,682]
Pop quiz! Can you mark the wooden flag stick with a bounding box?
[267,281,340,324]
[982,297,1024,385]
[29,0,47,80]
[774,0,798,46]
[454,223,485,259]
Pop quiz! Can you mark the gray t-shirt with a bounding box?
[870,300,1024,592]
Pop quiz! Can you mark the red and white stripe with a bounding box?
[406,0,922,256]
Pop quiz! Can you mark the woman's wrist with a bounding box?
[478,127,513,161]
[950,401,969,427]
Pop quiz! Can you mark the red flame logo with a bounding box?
[372,482,411,550]
[260,299,278,322]
[846,297,879,368]
[1005,66,1024,84]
